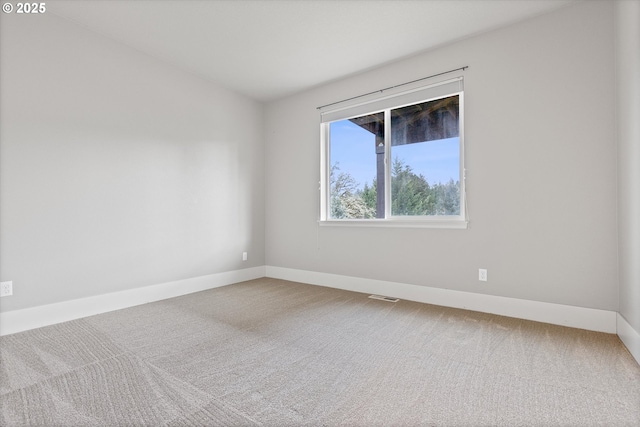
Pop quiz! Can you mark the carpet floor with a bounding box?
[1,278,639,426]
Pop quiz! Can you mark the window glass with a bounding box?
[321,84,464,226]
[390,95,460,216]
[329,112,382,219]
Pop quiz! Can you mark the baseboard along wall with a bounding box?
[2,264,637,366]
[617,313,640,365]
[265,266,618,333]
[266,267,640,365]
[0,266,266,336]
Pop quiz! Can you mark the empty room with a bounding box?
[1,0,639,425]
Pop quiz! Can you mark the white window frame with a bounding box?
[319,78,467,229]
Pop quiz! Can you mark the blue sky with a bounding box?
[329,119,460,190]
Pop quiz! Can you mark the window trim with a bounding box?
[318,218,468,229]
[319,79,467,229]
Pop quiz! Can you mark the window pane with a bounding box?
[329,112,383,219]
[390,96,460,216]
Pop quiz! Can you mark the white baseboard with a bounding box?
[1,265,626,346]
[0,266,266,336]
[266,266,618,334]
[617,313,640,365]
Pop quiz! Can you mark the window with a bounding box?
[320,78,466,228]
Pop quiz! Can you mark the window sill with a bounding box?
[318,218,468,229]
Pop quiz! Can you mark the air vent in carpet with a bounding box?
[368,295,399,302]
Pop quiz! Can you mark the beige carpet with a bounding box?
[1,278,639,426]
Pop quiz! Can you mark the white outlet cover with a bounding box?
[0,281,13,297]
[478,269,488,282]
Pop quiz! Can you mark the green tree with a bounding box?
[330,159,460,218]
[391,158,434,216]
[361,180,377,213]
[431,178,460,215]
[330,163,376,219]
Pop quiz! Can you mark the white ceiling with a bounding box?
[48,0,575,102]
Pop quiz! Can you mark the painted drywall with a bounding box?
[265,1,618,311]
[616,0,640,333]
[0,12,265,312]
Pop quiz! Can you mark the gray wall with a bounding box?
[0,12,265,312]
[616,0,640,333]
[1,1,628,322]
[265,1,618,311]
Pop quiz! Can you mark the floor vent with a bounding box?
[368,295,400,303]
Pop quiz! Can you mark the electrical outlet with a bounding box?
[0,281,13,297]
[478,269,487,282]
[242,252,248,261]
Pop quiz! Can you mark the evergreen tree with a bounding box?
[361,180,377,213]
[330,158,459,218]
[391,158,433,216]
